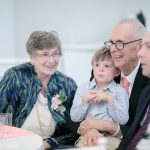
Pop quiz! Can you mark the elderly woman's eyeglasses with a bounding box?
[36,51,60,60]
[104,39,142,50]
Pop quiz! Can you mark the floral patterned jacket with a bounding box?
[0,62,77,147]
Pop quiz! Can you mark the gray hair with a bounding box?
[117,18,146,39]
[26,31,61,55]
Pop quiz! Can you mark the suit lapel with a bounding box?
[130,66,149,110]
[136,86,150,120]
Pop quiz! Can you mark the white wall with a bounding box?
[0,0,15,58]
[1,0,150,84]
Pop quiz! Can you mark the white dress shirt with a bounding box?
[121,61,140,97]
[22,93,56,139]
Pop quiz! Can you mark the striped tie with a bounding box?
[127,104,150,150]
[122,77,130,94]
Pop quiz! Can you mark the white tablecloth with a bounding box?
[136,139,150,150]
[0,126,44,150]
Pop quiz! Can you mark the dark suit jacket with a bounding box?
[115,66,150,137]
[117,85,150,150]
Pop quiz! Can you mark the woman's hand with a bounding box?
[43,141,51,150]
[82,128,103,146]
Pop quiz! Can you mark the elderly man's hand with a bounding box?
[82,128,103,146]
[80,117,118,136]
[80,117,97,135]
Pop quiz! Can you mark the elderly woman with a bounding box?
[0,31,77,149]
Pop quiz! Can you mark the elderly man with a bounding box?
[79,19,150,149]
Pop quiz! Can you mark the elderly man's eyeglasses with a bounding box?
[104,39,142,50]
[36,51,60,60]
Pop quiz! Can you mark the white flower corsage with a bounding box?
[51,90,67,113]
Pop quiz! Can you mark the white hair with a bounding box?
[117,18,146,39]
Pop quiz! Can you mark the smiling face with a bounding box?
[30,47,60,79]
[92,57,120,88]
[137,32,150,77]
[110,22,141,75]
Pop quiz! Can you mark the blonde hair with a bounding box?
[91,46,111,65]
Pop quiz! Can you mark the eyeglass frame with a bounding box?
[104,39,142,50]
[35,50,61,60]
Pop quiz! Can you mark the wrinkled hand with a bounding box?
[80,117,96,135]
[82,128,103,146]
[80,117,114,135]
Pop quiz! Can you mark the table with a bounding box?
[0,126,44,150]
[136,139,150,150]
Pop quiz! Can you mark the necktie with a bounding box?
[127,104,150,150]
[122,77,130,94]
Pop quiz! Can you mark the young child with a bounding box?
[70,46,129,147]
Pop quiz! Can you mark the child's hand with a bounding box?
[82,91,97,104]
[92,91,114,104]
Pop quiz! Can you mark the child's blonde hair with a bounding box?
[91,46,111,65]
[90,46,111,81]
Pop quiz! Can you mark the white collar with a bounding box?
[121,60,140,85]
[37,92,48,107]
